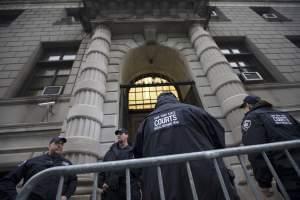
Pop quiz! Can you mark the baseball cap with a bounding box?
[49,136,67,144]
[240,95,261,108]
[115,128,128,135]
[157,92,176,99]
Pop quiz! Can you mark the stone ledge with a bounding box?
[0,95,71,105]
[0,2,82,10]
[245,82,300,90]
[0,121,63,133]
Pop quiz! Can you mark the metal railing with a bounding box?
[16,140,300,200]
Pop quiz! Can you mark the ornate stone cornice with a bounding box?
[80,0,209,33]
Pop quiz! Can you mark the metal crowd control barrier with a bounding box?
[16,140,300,200]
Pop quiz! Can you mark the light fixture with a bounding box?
[38,101,55,121]
[145,41,158,65]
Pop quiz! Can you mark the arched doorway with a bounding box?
[119,44,202,142]
[128,75,180,110]
[120,74,201,143]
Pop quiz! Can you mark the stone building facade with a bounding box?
[0,0,299,199]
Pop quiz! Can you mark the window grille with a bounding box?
[128,76,179,110]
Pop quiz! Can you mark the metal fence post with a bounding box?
[56,176,64,200]
[213,159,230,200]
[284,149,300,177]
[126,168,131,200]
[186,161,199,200]
[262,152,290,200]
[92,173,98,200]
[238,155,262,200]
[157,166,166,200]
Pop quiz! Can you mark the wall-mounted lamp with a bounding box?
[145,41,158,65]
[38,101,55,122]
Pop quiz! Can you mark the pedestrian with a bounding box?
[0,136,77,200]
[240,95,300,199]
[134,92,239,200]
[99,128,141,200]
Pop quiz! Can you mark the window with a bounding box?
[53,8,80,25]
[216,37,273,83]
[208,7,230,21]
[128,76,179,110]
[0,10,23,27]
[286,36,300,48]
[19,42,80,97]
[250,7,290,22]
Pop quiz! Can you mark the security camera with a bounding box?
[38,101,55,106]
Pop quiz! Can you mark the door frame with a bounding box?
[119,81,200,139]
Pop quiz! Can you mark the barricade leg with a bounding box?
[213,159,230,200]
[56,176,64,200]
[186,161,199,200]
[238,155,263,200]
[157,166,166,200]
[262,152,290,200]
[126,168,131,200]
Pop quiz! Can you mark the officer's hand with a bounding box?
[260,187,274,198]
[102,183,109,191]
[61,195,68,200]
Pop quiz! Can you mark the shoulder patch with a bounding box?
[242,120,252,131]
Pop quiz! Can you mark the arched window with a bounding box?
[128,76,179,110]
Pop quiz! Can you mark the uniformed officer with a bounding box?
[0,136,77,200]
[134,92,239,200]
[240,95,300,199]
[99,128,141,200]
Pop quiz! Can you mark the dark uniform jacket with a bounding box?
[134,94,239,200]
[241,101,300,198]
[99,143,140,200]
[0,153,77,200]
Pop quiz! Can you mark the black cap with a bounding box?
[49,136,67,144]
[115,128,128,135]
[240,95,261,108]
[157,92,176,99]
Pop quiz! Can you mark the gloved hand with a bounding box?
[107,175,120,190]
[102,183,109,192]
[260,187,274,198]
[61,196,68,200]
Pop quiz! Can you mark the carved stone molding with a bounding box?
[80,0,209,33]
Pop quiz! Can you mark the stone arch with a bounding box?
[118,43,201,141]
[120,43,192,86]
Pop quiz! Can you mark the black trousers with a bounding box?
[0,190,14,200]
[102,183,141,200]
[28,193,45,200]
[277,165,300,200]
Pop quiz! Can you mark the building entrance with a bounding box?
[120,77,201,143]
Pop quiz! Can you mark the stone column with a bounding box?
[64,25,111,163]
[189,24,247,146]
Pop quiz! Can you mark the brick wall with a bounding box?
[210,5,300,82]
[0,4,85,98]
